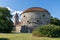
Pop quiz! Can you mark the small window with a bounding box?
[27,21,29,22]
[37,20,39,22]
[41,23,43,24]
[43,14,45,17]
[23,15,25,17]
[27,21,30,24]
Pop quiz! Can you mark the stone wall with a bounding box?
[20,11,50,32]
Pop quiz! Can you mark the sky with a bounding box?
[0,0,60,20]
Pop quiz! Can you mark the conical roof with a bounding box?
[21,7,50,15]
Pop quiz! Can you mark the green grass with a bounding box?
[0,33,60,40]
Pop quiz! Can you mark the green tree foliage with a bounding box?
[32,24,60,37]
[0,7,14,33]
[50,17,60,26]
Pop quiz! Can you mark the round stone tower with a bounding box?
[20,7,50,33]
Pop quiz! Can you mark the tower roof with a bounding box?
[14,13,19,18]
[21,7,50,15]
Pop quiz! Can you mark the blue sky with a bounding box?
[0,0,60,19]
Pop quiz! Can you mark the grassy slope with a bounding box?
[0,33,60,40]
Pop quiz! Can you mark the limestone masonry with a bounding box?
[13,7,50,33]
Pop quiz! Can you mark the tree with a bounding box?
[50,16,60,26]
[0,7,14,33]
[32,24,60,37]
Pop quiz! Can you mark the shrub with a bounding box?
[32,24,60,37]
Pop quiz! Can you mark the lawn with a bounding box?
[0,33,60,40]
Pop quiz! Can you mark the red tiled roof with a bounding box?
[21,7,50,15]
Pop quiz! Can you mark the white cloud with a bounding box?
[0,6,23,15]
[6,7,23,22]
[6,7,13,12]
[6,7,23,15]
[11,11,23,15]
[0,5,4,7]
[0,6,23,22]
[0,6,13,12]
[11,11,23,22]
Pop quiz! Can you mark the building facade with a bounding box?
[14,7,50,33]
